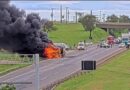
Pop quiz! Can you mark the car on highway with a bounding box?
[54,43,70,50]
[114,38,121,44]
[85,41,93,46]
[77,42,85,50]
[118,43,125,48]
[99,41,110,48]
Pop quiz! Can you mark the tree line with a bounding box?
[106,14,130,23]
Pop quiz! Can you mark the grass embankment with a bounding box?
[55,50,130,90]
[0,64,28,76]
[48,23,108,47]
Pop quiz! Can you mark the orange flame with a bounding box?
[44,43,61,59]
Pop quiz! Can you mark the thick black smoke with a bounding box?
[0,1,51,55]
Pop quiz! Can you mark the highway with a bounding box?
[0,45,125,90]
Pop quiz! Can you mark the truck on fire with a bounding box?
[43,42,65,59]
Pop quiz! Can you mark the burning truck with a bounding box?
[0,0,64,59]
[43,42,65,59]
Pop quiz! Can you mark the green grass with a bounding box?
[48,23,108,47]
[0,64,28,76]
[55,50,130,90]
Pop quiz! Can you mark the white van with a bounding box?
[77,42,85,50]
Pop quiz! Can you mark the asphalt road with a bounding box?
[0,45,125,90]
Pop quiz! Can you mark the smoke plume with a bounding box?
[0,0,50,55]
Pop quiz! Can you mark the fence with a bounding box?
[0,52,35,64]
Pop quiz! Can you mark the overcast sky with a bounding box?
[10,1,130,10]
[10,1,130,21]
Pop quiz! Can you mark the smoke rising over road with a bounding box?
[0,0,50,54]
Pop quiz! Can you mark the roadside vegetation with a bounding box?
[0,84,16,90]
[55,50,130,90]
[48,23,108,47]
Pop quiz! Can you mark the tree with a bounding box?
[0,84,16,90]
[80,14,96,39]
[119,15,130,23]
[42,20,57,33]
[106,14,119,22]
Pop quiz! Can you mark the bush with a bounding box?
[0,84,16,90]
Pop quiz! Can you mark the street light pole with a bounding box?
[103,14,105,22]
[68,9,69,23]
[66,7,68,24]
[100,10,101,22]
[90,10,93,15]
[75,12,77,23]
[60,5,62,23]
[34,54,40,90]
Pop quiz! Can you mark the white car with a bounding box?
[77,42,85,50]
[54,43,70,50]
[100,41,110,48]
[85,42,93,46]
[119,43,125,48]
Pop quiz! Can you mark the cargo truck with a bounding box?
[121,33,130,45]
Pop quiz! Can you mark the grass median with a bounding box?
[55,50,130,90]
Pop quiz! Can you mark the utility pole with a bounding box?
[103,14,105,22]
[73,16,75,23]
[68,9,69,23]
[60,5,62,23]
[66,7,68,24]
[75,12,77,23]
[90,10,93,15]
[51,8,54,22]
[100,10,101,22]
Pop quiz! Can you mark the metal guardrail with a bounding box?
[0,53,34,64]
